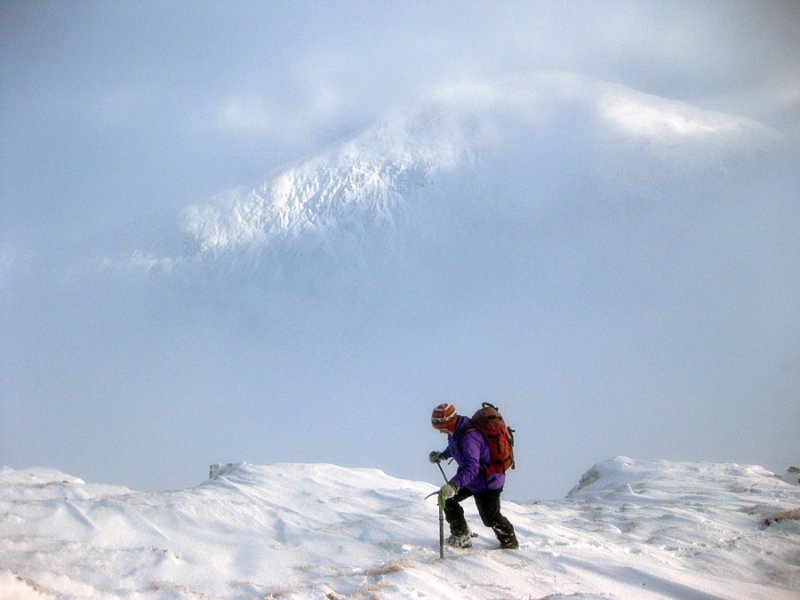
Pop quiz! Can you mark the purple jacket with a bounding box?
[440,416,505,492]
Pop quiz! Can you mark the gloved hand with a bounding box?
[439,483,458,504]
[429,451,444,463]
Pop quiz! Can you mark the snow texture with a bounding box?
[1,457,799,599]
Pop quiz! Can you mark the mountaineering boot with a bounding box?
[446,533,473,548]
[492,516,519,549]
[497,533,519,549]
[447,523,473,548]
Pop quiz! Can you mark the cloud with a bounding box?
[174,72,781,264]
[213,93,275,135]
[2,0,799,500]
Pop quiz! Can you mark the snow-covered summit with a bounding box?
[180,72,779,261]
[181,84,479,256]
[2,458,798,599]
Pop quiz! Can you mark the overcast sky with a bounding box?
[3,0,798,243]
[2,1,799,499]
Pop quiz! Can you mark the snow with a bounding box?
[1,458,798,599]
[178,72,779,261]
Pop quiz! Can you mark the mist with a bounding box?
[2,1,799,500]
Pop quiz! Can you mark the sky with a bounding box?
[2,0,799,501]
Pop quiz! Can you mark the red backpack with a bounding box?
[469,403,515,475]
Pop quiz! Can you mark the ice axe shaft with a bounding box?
[436,461,448,484]
[438,498,444,559]
[424,488,446,559]
[433,460,449,559]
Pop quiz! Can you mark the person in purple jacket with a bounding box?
[429,402,519,549]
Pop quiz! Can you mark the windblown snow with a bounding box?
[176,72,778,263]
[2,458,798,599]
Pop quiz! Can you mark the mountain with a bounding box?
[170,72,779,276]
[2,457,798,599]
[128,70,787,338]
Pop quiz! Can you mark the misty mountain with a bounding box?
[18,72,792,502]
[138,72,783,328]
[178,72,777,260]
[5,4,798,521]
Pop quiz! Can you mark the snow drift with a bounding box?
[1,457,798,599]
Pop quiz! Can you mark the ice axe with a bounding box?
[424,487,444,558]
[437,493,444,559]
[432,459,450,559]
[428,459,476,556]
[424,486,445,560]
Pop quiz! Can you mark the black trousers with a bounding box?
[444,487,514,538]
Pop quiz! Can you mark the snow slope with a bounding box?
[1,458,798,599]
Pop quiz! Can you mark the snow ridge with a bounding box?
[2,458,798,599]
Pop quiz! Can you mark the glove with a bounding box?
[429,451,444,464]
[439,483,458,504]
